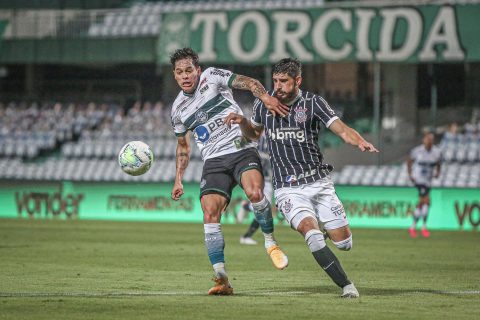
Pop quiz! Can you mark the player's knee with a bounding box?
[244,186,263,203]
[201,202,222,223]
[333,235,353,251]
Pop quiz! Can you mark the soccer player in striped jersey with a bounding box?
[407,132,442,238]
[224,58,378,298]
[169,48,290,295]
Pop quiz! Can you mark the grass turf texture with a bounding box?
[0,219,479,320]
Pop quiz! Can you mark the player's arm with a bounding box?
[329,119,379,152]
[407,156,415,182]
[231,75,289,117]
[172,132,191,201]
[223,113,264,141]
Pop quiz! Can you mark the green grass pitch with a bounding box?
[0,219,479,320]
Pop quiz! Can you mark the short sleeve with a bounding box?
[314,95,338,128]
[250,98,264,127]
[204,67,236,89]
[171,110,187,137]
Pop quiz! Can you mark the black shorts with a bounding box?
[415,184,431,197]
[200,148,263,202]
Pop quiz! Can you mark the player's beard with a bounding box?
[275,85,299,105]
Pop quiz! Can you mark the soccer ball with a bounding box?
[118,141,154,176]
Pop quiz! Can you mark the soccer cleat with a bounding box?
[341,283,359,298]
[421,227,430,238]
[408,227,417,238]
[207,277,234,296]
[240,237,258,245]
[266,245,289,270]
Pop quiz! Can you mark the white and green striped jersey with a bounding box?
[171,67,256,161]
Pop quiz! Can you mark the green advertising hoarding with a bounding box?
[0,181,478,231]
[157,4,480,64]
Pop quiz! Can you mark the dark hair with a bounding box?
[170,48,199,68]
[272,58,302,78]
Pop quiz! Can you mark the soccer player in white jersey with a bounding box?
[407,132,442,238]
[225,58,378,298]
[169,48,289,295]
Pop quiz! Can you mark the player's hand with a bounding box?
[260,93,289,117]
[171,181,184,201]
[224,113,246,128]
[358,140,379,153]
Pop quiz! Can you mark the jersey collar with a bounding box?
[285,90,302,106]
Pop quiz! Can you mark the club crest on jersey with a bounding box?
[294,105,307,123]
[195,110,208,124]
[281,198,293,214]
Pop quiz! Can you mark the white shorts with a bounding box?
[274,177,349,231]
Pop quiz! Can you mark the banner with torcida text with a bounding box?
[0,181,478,231]
[157,4,480,64]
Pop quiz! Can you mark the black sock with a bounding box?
[243,220,260,238]
[312,246,351,288]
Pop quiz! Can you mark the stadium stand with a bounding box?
[333,123,480,188]
[0,100,203,182]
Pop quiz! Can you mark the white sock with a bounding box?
[263,232,277,249]
[213,262,227,279]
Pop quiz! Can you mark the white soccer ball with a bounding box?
[118,141,154,176]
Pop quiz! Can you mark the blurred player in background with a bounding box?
[169,48,289,295]
[238,135,274,245]
[407,132,442,238]
[225,58,379,298]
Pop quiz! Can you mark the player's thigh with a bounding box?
[234,148,264,200]
[233,148,263,186]
[275,186,317,230]
[200,170,235,220]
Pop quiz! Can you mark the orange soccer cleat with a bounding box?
[207,277,234,296]
[266,245,289,270]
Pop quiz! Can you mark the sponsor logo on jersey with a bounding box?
[194,126,210,143]
[193,118,228,144]
[267,128,305,142]
[294,105,307,123]
[195,110,208,124]
[199,84,209,94]
[210,69,230,77]
[286,175,297,183]
[285,169,318,183]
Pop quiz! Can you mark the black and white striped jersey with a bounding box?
[251,90,338,190]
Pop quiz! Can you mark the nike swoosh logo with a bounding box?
[323,261,334,270]
[199,134,207,139]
